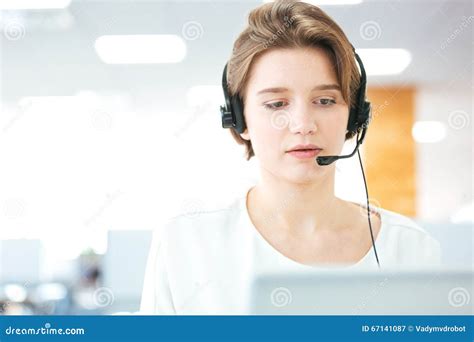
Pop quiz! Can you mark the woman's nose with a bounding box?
[288,105,317,135]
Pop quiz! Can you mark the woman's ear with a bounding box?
[240,129,250,141]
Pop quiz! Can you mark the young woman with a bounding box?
[140,0,441,315]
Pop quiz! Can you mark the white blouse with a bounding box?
[140,187,441,315]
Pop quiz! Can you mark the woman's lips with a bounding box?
[286,149,322,159]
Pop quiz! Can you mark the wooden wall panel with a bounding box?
[364,87,416,217]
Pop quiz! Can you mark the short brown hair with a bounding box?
[226,0,361,160]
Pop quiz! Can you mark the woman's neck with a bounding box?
[248,171,349,235]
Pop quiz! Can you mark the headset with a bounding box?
[220,46,380,268]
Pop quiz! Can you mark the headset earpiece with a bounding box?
[220,63,247,134]
[347,51,371,137]
[231,95,246,134]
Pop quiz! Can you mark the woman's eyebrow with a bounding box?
[256,84,341,95]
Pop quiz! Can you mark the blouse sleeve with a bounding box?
[139,227,176,314]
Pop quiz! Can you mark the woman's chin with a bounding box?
[283,168,326,184]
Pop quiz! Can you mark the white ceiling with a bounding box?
[0,0,472,105]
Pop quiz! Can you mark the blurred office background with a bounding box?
[0,0,472,315]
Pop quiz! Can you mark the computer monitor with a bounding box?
[249,269,473,315]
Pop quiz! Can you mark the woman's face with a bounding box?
[241,47,350,184]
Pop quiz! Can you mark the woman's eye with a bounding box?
[264,101,287,110]
[317,98,336,106]
[263,99,335,110]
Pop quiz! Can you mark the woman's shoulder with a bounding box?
[375,206,441,265]
[348,200,436,242]
[155,194,247,240]
[377,206,436,240]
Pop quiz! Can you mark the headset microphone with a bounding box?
[316,124,367,166]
